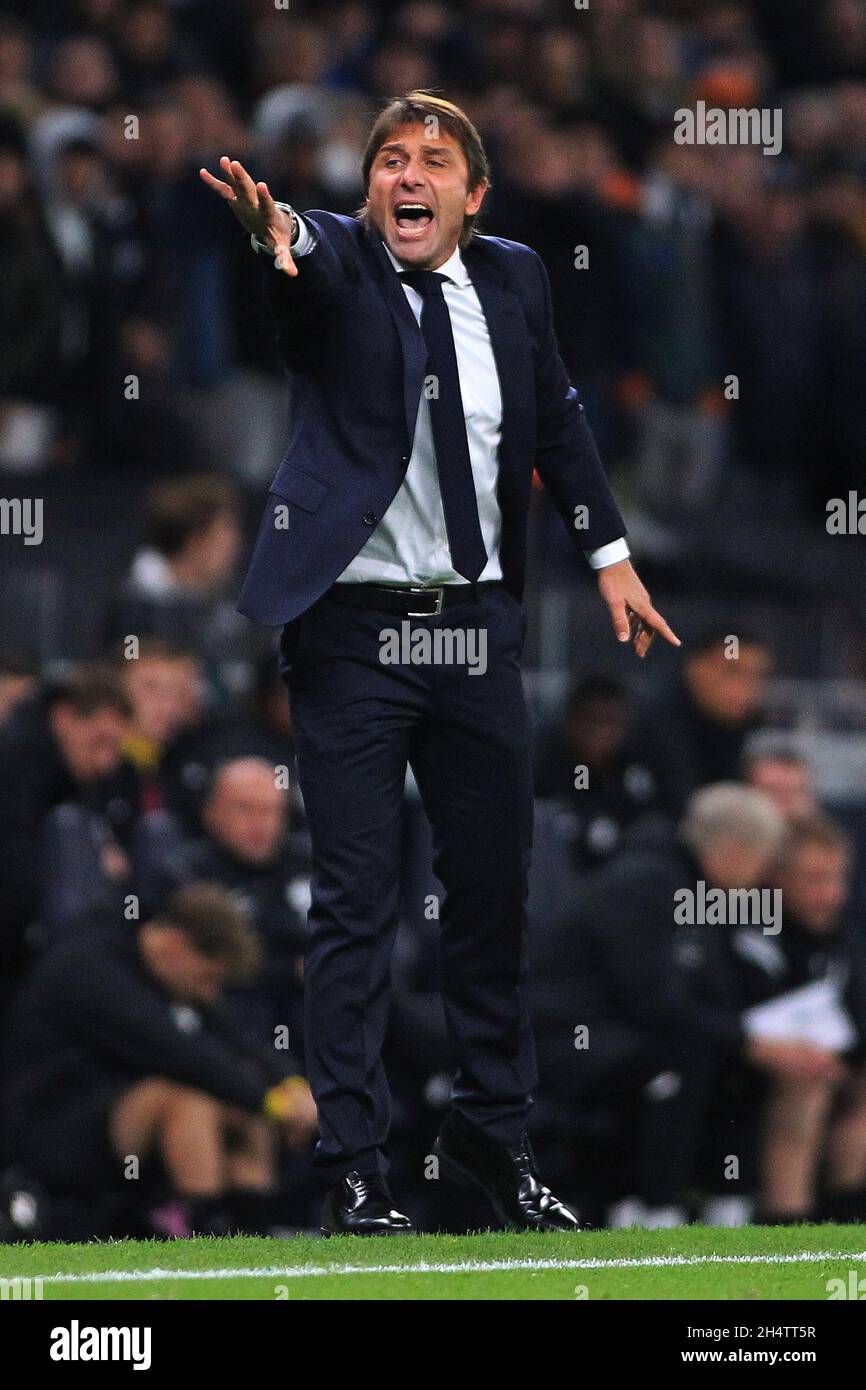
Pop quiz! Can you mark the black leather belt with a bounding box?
[326,581,502,618]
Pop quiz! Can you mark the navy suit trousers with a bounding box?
[279,584,537,1178]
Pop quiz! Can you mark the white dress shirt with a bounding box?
[254,209,629,581]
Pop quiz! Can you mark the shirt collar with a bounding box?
[381,239,470,288]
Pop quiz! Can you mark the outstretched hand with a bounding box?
[597,558,681,659]
[199,156,298,276]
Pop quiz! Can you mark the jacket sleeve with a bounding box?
[529,249,627,555]
[56,946,290,1112]
[260,212,352,368]
[204,1001,303,1087]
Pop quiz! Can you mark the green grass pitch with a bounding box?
[1,1224,866,1300]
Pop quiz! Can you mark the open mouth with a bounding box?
[393,202,435,239]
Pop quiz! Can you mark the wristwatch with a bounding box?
[250,202,299,257]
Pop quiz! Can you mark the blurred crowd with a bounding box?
[1,1,866,510]
[2,0,866,1236]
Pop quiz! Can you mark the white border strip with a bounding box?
[20,1249,866,1284]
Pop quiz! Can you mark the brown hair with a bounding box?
[359,91,490,248]
[145,474,239,558]
[777,813,851,868]
[158,882,262,982]
[46,662,132,719]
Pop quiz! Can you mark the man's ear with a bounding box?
[466,178,489,216]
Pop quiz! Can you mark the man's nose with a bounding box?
[401,163,425,186]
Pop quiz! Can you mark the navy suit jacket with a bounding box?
[238,211,626,627]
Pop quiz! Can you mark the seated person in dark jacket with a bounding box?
[534,674,671,869]
[0,665,135,1005]
[135,757,310,1052]
[38,644,208,940]
[732,813,866,1223]
[637,624,772,817]
[0,883,316,1237]
[531,783,842,1225]
[115,638,206,815]
[105,474,266,701]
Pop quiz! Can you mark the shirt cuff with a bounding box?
[250,203,315,258]
[585,538,630,570]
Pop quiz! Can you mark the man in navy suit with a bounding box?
[202,93,679,1235]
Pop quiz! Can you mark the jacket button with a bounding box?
[363,511,377,526]
[400,455,410,466]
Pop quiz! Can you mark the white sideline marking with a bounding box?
[24,1249,866,1285]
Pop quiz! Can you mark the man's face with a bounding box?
[685,642,771,725]
[747,758,816,821]
[567,696,631,767]
[701,836,775,890]
[142,926,229,1006]
[777,844,848,934]
[124,655,202,744]
[366,122,488,268]
[50,703,127,782]
[203,762,287,865]
[185,509,241,591]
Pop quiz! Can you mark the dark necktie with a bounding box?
[399,270,488,582]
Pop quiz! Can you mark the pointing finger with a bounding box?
[630,600,681,648]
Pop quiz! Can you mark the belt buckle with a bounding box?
[406,586,444,617]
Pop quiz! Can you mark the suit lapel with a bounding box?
[362,224,428,445]
[461,244,534,482]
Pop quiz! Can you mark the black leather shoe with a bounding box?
[433,1110,581,1232]
[320,1171,414,1236]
